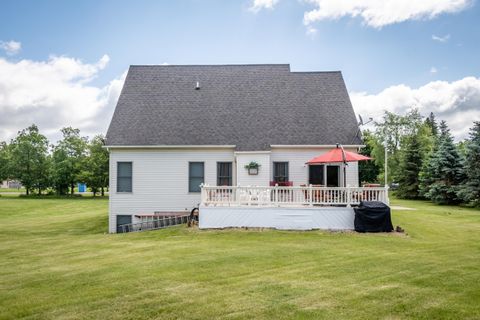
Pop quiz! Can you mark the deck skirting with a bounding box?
[199,205,355,230]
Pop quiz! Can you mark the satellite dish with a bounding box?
[358,114,364,125]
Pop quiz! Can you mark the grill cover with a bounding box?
[354,201,393,233]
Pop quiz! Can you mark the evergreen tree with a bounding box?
[458,122,480,206]
[424,112,438,137]
[421,121,465,204]
[396,133,423,199]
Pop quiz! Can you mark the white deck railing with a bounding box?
[200,185,389,207]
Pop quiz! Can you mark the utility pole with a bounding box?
[383,124,388,187]
[384,143,388,187]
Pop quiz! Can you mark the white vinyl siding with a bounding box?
[108,146,360,232]
[270,147,359,187]
[345,161,359,187]
[235,153,271,186]
[109,148,235,233]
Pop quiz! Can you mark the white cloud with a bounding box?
[249,0,279,13]
[0,54,126,143]
[430,67,438,74]
[306,25,318,37]
[0,40,21,55]
[303,0,471,29]
[432,34,451,42]
[350,76,480,140]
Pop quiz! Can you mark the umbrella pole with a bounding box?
[338,143,348,187]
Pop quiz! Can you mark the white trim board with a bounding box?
[270,145,365,149]
[105,145,236,149]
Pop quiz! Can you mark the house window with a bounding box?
[309,165,324,185]
[217,162,232,186]
[117,162,132,192]
[273,162,289,183]
[189,162,204,192]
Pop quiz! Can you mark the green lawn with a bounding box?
[0,188,25,193]
[0,198,479,319]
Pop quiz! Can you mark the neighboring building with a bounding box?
[0,180,22,189]
[105,64,364,233]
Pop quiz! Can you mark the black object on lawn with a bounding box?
[354,201,393,233]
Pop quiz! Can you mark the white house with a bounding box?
[105,64,386,233]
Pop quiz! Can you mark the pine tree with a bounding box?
[458,122,480,206]
[424,112,438,138]
[422,121,465,204]
[396,133,423,199]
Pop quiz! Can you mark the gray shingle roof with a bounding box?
[105,64,362,150]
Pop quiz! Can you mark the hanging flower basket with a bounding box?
[244,161,261,175]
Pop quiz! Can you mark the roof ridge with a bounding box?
[129,64,291,67]
[290,71,341,74]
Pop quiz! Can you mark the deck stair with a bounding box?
[119,215,190,233]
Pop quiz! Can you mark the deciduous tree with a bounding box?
[78,135,109,196]
[372,109,423,183]
[10,125,50,195]
[52,127,87,195]
[358,130,380,184]
[0,141,11,181]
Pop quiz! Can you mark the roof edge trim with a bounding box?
[270,145,365,148]
[104,145,236,149]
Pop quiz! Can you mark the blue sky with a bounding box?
[1,0,479,141]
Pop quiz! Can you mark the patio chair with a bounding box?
[238,188,250,204]
[258,189,272,205]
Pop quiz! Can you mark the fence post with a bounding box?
[235,186,239,206]
[200,183,206,206]
[347,187,352,208]
[309,184,313,206]
[275,184,279,207]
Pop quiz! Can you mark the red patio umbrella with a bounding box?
[306,144,372,187]
[306,145,372,164]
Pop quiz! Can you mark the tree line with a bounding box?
[1,116,479,206]
[0,125,109,196]
[359,111,480,206]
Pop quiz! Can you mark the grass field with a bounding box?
[0,188,25,193]
[0,197,479,319]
